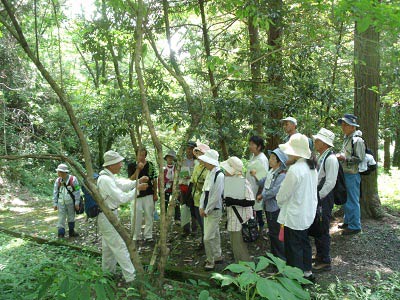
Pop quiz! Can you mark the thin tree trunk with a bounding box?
[393,126,400,167]
[198,0,228,159]
[383,104,391,172]
[265,0,283,150]
[354,22,383,219]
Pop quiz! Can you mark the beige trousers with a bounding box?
[204,209,222,264]
[229,230,251,263]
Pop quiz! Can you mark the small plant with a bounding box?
[211,253,311,300]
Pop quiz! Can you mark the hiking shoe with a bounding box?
[69,231,79,238]
[57,234,65,238]
[338,223,348,229]
[341,228,361,235]
[312,256,323,263]
[312,262,332,273]
[204,261,215,271]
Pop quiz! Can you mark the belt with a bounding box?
[213,208,220,210]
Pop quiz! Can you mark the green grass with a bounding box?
[378,167,400,213]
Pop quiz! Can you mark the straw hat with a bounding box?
[279,134,311,159]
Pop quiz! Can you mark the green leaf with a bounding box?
[240,261,256,271]
[224,263,252,274]
[60,277,69,294]
[277,277,310,300]
[281,265,306,282]
[237,272,259,288]
[37,276,54,299]
[256,278,281,300]
[357,17,372,33]
[198,290,212,300]
[256,256,272,272]
[94,283,107,300]
[266,253,286,272]
[211,273,237,287]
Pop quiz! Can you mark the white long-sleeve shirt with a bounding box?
[246,152,269,211]
[97,169,137,210]
[317,149,339,199]
[200,167,224,215]
[277,158,318,230]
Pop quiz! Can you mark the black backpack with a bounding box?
[322,152,347,205]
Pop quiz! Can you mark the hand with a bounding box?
[139,176,149,183]
[153,194,159,201]
[138,183,148,191]
[199,208,206,217]
[257,194,262,201]
[250,169,257,177]
[54,206,58,211]
[75,205,80,211]
[336,153,346,161]
[137,162,145,170]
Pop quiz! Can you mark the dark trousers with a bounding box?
[165,192,180,221]
[255,210,265,229]
[314,193,334,264]
[265,210,285,261]
[284,226,312,272]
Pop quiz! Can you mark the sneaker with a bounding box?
[204,261,215,271]
[338,223,348,229]
[303,274,316,285]
[341,228,361,235]
[312,262,332,273]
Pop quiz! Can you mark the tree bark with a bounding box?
[198,0,228,159]
[353,22,383,219]
[265,0,283,151]
[393,127,400,167]
[383,104,391,172]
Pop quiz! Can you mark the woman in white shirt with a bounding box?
[246,135,269,232]
[277,134,318,282]
[221,157,255,263]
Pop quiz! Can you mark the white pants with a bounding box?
[98,212,136,282]
[131,194,154,240]
[57,201,75,229]
[204,209,222,264]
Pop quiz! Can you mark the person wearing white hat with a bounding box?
[198,149,224,270]
[97,150,149,282]
[281,117,298,140]
[53,163,81,238]
[221,156,254,262]
[336,114,365,235]
[276,134,318,282]
[189,142,211,249]
[256,148,288,261]
[311,128,339,273]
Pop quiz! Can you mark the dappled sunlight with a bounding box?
[9,207,34,213]
[44,216,58,222]
[0,236,26,254]
[10,198,28,206]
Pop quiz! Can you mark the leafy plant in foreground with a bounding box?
[211,253,311,300]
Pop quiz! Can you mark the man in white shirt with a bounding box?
[199,149,224,271]
[312,128,339,273]
[97,150,148,282]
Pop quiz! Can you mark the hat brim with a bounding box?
[338,118,360,128]
[312,134,334,147]
[103,157,124,167]
[55,168,69,173]
[164,154,176,160]
[267,150,287,168]
[198,155,219,167]
[220,160,237,175]
[279,143,311,159]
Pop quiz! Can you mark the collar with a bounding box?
[100,168,115,178]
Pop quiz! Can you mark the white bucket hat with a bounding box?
[55,163,69,173]
[313,128,335,147]
[103,150,125,167]
[279,134,311,159]
[221,156,243,175]
[198,149,219,167]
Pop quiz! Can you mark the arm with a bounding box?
[204,173,224,215]
[319,156,339,199]
[257,177,266,187]
[98,176,137,208]
[53,179,59,207]
[115,178,137,192]
[264,173,285,200]
[276,170,298,208]
[348,137,366,164]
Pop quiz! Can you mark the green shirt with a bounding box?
[190,164,209,207]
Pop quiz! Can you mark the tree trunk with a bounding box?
[265,0,283,151]
[198,0,228,159]
[248,4,263,135]
[393,127,400,167]
[353,22,383,219]
[383,104,391,172]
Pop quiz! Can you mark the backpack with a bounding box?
[322,152,347,205]
[57,176,84,214]
[83,174,101,218]
[352,136,377,176]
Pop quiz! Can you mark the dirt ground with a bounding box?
[0,181,399,289]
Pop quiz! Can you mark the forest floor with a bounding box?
[0,170,399,291]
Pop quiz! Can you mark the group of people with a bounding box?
[52,113,367,283]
